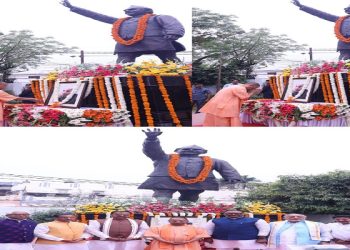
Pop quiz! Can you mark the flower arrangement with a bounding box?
[124,61,191,75]
[57,64,125,79]
[4,105,130,127]
[241,99,350,122]
[283,61,345,76]
[240,202,282,215]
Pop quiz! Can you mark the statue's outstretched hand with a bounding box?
[291,0,301,7]
[61,0,73,8]
[142,128,163,139]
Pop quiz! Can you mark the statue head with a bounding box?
[345,5,350,14]
[174,145,207,156]
[124,5,153,17]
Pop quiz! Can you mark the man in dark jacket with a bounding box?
[61,0,185,63]
[292,0,350,60]
[139,128,243,202]
[0,211,37,250]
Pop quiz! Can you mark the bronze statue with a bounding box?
[139,128,243,202]
[60,0,185,63]
[292,0,350,60]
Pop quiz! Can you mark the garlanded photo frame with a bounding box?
[281,76,316,103]
[45,80,88,108]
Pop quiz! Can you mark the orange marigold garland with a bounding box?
[269,77,279,99]
[335,16,350,43]
[334,73,344,103]
[111,14,153,45]
[93,77,104,108]
[33,80,43,103]
[136,74,154,126]
[111,77,122,109]
[127,75,141,126]
[98,77,110,109]
[320,73,329,103]
[183,75,192,102]
[156,75,182,127]
[324,74,335,103]
[40,80,46,99]
[168,154,213,184]
[347,72,350,98]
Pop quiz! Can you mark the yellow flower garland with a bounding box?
[155,75,182,127]
[136,74,154,126]
[127,75,141,126]
[168,154,213,184]
[183,75,192,102]
[98,77,110,109]
[93,78,104,108]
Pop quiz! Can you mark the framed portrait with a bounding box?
[281,76,316,103]
[147,215,209,228]
[45,81,88,108]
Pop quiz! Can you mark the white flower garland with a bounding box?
[293,75,312,99]
[337,72,348,104]
[313,73,321,94]
[276,75,284,97]
[84,77,94,98]
[329,73,340,104]
[284,75,294,98]
[43,79,49,100]
[39,80,45,100]
[51,79,60,103]
[104,77,118,110]
[113,76,127,110]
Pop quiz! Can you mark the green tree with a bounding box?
[0,30,75,81]
[239,171,350,214]
[193,8,305,90]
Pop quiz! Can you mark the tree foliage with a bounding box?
[0,30,75,81]
[193,8,305,86]
[240,171,350,214]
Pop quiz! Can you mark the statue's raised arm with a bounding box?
[60,0,117,24]
[142,128,167,161]
[291,0,301,8]
[291,0,339,22]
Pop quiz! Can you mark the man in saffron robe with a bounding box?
[139,128,243,202]
[144,217,210,250]
[33,212,111,250]
[199,83,261,127]
[88,211,149,250]
[292,0,350,60]
[0,211,37,250]
[204,210,270,250]
[0,82,37,126]
[60,0,185,63]
[267,213,331,249]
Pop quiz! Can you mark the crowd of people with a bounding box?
[1,209,349,250]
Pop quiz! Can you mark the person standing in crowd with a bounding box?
[33,212,111,250]
[223,79,240,88]
[267,213,331,249]
[0,211,37,250]
[328,215,350,247]
[192,83,212,113]
[88,211,149,250]
[0,82,37,126]
[144,217,210,250]
[199,83,261,126]
[204,210,270,250]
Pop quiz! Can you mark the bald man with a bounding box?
[0,211,37,250]
[268,213,331,249]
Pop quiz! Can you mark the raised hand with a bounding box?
[60,0,73,8]
[291,0,301,7]
[142,128,163,139]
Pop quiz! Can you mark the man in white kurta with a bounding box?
[328,215,350,247]
[204,210,270,250]
[267,214,331,250]
[33,213,110,250]
[87,211,149,250]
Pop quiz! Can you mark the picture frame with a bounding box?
[281,76,316,103]
[45,80,88,108]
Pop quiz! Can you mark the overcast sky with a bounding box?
[0,0,191,53]
[0,128,348,183]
